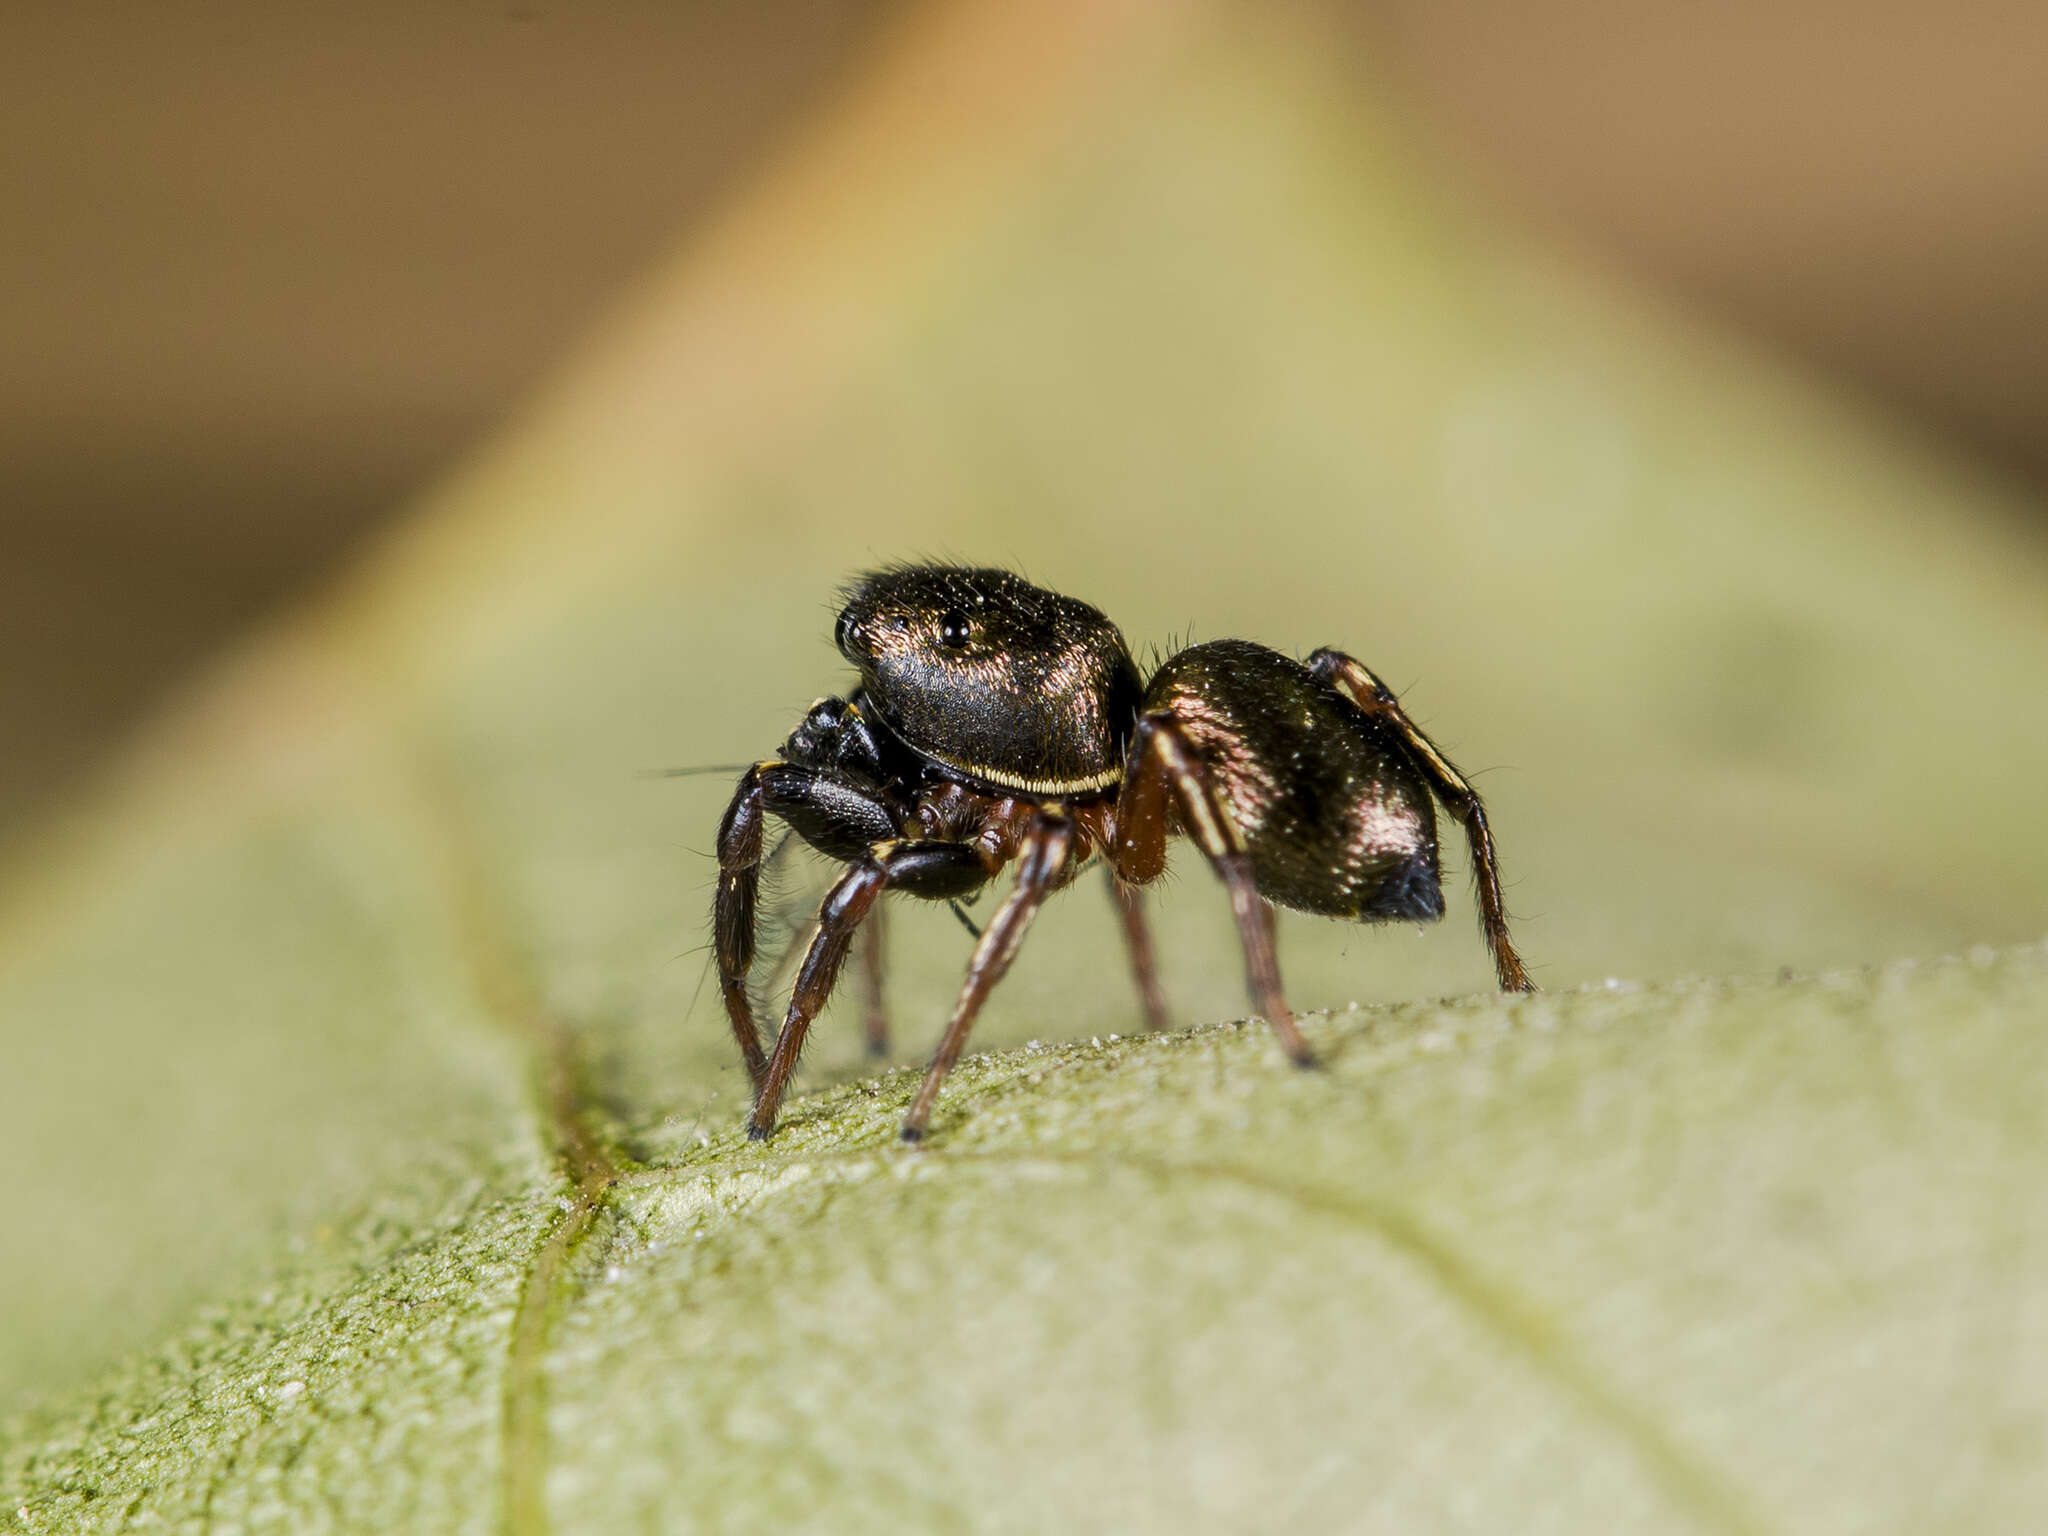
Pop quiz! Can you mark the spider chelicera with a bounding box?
[714,564,1534,1142]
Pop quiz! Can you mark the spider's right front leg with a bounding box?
[750,837,993,1140]
[714,760,899,1093]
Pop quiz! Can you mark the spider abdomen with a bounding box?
[1142,640,1443,922]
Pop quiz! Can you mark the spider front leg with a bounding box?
[714,764,776,1089]
[748,838,992,1140]
[1113,714,1315,1067]
[1307,650,1535,992]
[715,760,899,1093]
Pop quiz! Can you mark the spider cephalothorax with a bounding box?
[714,563,1533,1142]
[834,565,1143,796]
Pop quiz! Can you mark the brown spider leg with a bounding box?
[1307,650,1535,992]
[749,838,991,1140]
[860,899,889,1057]
[900,815,1076,1143]
[1108,871,1172,1034]
[714,761,777,1089]
[1115,714,1315,1066]
[749,864,884,1138]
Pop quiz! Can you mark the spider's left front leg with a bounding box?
[1112,714,1315,1066]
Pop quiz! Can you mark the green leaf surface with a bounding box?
[5,4,2047,1531]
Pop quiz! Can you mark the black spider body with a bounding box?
[713,564,1532,1142]
[835,565,1142,796]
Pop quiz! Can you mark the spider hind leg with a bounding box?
[1307,648,1533,991]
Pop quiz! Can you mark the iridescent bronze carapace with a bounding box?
[836,565,1142,796]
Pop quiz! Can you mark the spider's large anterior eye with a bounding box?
[938,609,972,649]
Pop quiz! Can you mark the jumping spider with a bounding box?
[715,564,1533,1142]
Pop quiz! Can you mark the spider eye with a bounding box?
[938,610,972,649]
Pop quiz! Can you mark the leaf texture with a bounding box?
[4,2,2047,1531]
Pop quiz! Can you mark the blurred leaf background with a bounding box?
[8,0,2048,845]
[2,1,2046,1530]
